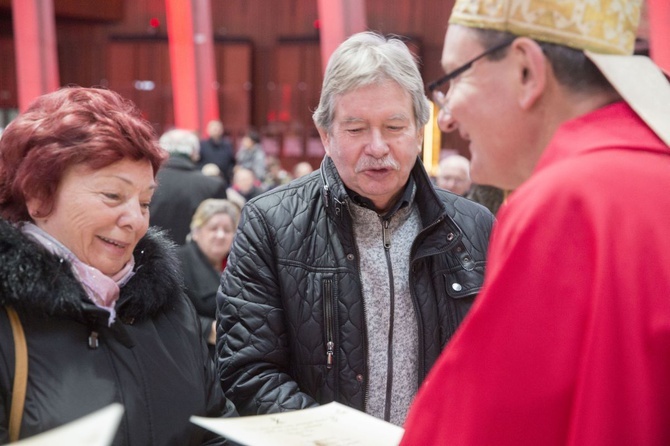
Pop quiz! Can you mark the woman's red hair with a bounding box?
[0,86,167,222]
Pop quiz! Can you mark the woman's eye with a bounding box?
[104,193,120,200]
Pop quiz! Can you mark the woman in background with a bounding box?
[0,86,236,445]
[235,128,266,183]
[177,199,240,356]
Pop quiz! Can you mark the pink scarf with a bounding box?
[21,223,135,326]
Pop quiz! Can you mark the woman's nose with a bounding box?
[120,200,148,230]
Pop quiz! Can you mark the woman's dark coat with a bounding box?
[177,240,222,356]
[0,220,236,445]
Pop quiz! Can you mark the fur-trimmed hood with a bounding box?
[0,218,184,324]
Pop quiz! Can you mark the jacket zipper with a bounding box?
[381,218,395,422]
[323,279,335,369]
[410,215,446,381]
[382,219,391,249]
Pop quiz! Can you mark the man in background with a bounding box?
[435,154,471,196]
[150,129,227,245]
[198,119,235,186]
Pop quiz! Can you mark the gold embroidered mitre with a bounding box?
[449,0,642,55]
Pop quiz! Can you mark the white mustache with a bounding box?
[355,157,400,173]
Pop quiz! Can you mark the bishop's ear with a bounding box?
[511,37,547,110]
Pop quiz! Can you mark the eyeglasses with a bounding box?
[427,37,516,111]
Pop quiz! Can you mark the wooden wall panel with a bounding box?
[214,41,253,141]
[106,39,174,135]
[2,0,461,153]
[1,0,660,159]
[0,34,18,129]
[104,38,253,140]
[206,0,459,154]
[0,36,16,108]
[57,22,107,89]
[268,40,323,161]
[105,0,167,35]
[106,43,136,88]
[0,0,123,21]
[210,1,320,46]
[0,18,16,113]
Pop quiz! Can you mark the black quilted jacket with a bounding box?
[217,156,494,415]
[0,221,236,445]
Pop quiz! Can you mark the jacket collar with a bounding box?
[164,155,197,171]
[319,155,451,228]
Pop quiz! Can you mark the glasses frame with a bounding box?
[427,37,517,93]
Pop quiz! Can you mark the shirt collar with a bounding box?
[345,175,415,218]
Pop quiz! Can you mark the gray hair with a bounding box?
[439,154,470,174]
[312,31,431,134]
[158,128,200,158]
[189,198,241,233]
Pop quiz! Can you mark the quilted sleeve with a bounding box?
[216,201,317,415]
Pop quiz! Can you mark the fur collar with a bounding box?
[0,219,184,323]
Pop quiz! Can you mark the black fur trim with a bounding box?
[0,219,184,322]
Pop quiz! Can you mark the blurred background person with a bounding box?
[229,167,263,202]
[436,154,472,196]
[177,199,240,358]
[197,119,235,187]
[437,154,505,215]
[201,162,222,178]
[434,139,505,217]
[291,161,314,179]
[0,86,235,444]
[149,128,227,245]
[466,184,505,216]
[262,155,291,191]
[223,188,246,214]
[235,128,266,184]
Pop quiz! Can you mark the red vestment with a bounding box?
[401,102,670,445]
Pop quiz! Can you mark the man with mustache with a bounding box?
[216,31,494,425]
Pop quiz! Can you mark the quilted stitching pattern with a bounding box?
[217,158,494,415]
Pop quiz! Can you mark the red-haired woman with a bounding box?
[0,86,236,444]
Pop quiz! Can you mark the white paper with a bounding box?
[190,401,404,446]
[15,403,124,446]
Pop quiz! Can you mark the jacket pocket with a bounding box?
[443,267,483,338]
